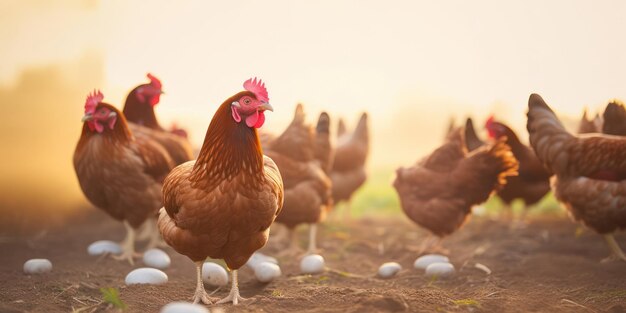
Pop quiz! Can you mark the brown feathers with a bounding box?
[158,90,283,269]
[527,94,626,234]
[393,127,518,237]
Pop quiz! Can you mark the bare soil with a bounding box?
[1,210,625,313]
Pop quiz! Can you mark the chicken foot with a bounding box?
[217,270,245,305]
[136,217,154,241]
[277,228,302,257]
[143,221,167,250]
[416,234,449,255]
[112,221,142,265]
[191,261,216,304]
[601,234,626,263]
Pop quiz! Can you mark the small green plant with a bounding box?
[271,289,284,297]
[452,299,481,307]
[100,287,127,310]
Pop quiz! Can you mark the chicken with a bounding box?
[577,108,602,134]
[73,90,175,264]
[602,101,626,136]
[122,74,194,246]
[122,73,194,165]
[527,94,626,262]
[485,117,552,225]
[393,127,518,253]
[158,78,283,305]
[264,104,333,255]
[331,113,369,220]
[464,117,486,152]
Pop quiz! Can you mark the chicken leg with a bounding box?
[113,221,141,264]
[277,228,302,257]
[136,219,153,241]
[144,220,167,250]
[306,224,318,255]
[217,270,245,305]
[191,261,216,304]
[343,200,352,222]
[416,233,449,255]
[602,234,626,263]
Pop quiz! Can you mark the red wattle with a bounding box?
[246,111,259,127]
[254,111,266,128]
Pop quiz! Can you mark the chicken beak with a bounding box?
[160,90,165,95]
[259,102,274,112]
[81,114,93,122]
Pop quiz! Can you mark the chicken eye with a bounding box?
[243,98,251,105]
[99,110,107,115]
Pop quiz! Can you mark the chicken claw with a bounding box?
[112,221,142,265]
[601,234,626,263]
[191,261,217,305]
[217,270,246,305]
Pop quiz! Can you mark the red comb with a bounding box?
[485,115,495,128]
[85,89,104,114]
[147,73,162,89]
[243,77,269,103]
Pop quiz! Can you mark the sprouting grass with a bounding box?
[271,289,284,298]
[343,167,564,218]
[585,289,626,303]
[100,287,126,310]
[452,299,481,307]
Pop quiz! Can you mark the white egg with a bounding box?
[246,252,278,270]
[87,240,122,256]
[300,254,325,274]
[377,262,402,278]
[143,249,171,269]
[23,259,52,274]
[125,268,168,285]
[414,254,450,270]
[160,302,209,313]
[202,262,229,287]
[425,262,455,277]
[254,262,282,283]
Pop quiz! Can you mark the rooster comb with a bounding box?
[243,77,269,103]
[485,114,495,127]
[85,89,104,114]
[147,73,162,89]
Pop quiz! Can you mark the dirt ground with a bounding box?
[1,209,625,313]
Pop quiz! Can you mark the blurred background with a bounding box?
[2,0,626,233]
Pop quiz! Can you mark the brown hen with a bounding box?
[264,104,333,255]
[527,94,626,262]
[74,91,175,264]
[158,78,283,305]
[331,113,369,220]
[123,73,194,165]
[485,117,552,224]
[393,128,518,253]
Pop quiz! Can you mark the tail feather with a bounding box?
[457,137,519,206]
[337,118,347,137]
[602,101,626,136]
[527,93,574,173]
[464,117,485,152]
[353,112,369,144]
[315,112,334,173]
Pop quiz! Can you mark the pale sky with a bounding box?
[1,0,625,167]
